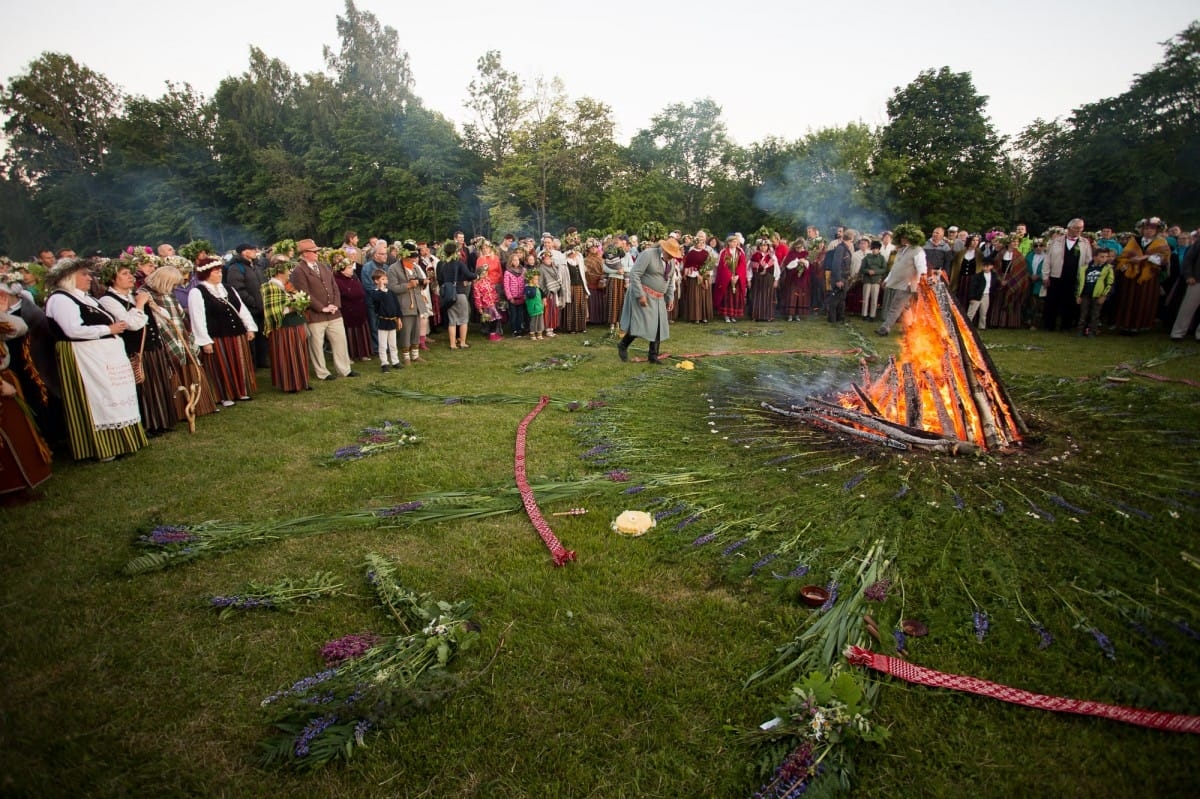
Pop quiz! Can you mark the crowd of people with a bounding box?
[0,216,1195,495]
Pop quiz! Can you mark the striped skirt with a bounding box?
[202,336,257,403]
[346,321,373,360]
[171,361,219,420]
[56,342,147,461]
[563,286,589,332]
[543,293,560,330]
[137,347,180,434]
[587,286,606,325]
[269,324,310,392]
[604,279,626,326]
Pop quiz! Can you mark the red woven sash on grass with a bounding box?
[514,396,576,567]
[846,646,1200,733]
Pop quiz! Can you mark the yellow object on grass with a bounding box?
[612,510,655,537]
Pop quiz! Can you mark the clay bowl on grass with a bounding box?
[799,585,830,607]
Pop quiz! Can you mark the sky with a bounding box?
[0,0,1196,146]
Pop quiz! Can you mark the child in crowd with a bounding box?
[525,269,545,340]
[1076,246,1114,337]
[967,258,995,329]
[859,240,886,320]
[472,262,504,341]
[369,270,402,371]
[502,253,528,337]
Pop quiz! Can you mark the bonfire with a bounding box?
[767,276,1028,454]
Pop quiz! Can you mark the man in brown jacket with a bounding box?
[289,239,359,381]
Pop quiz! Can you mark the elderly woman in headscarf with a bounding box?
[188,256,258,407]
[141,260,219,423]
[43,258,147,461]
[1114,217,1173,333]
[261,257,311,392]
[98,259,179,435]
[331,249,373,361]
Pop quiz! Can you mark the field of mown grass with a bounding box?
[2,316,1197,798]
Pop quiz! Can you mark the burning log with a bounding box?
[769,276,1024,454]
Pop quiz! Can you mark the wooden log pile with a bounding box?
[767,277,1027,454]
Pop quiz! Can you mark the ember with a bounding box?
[766,277,1027,454]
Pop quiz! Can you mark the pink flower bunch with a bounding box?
[320,632,381,667]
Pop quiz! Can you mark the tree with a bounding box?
[106,82,226,247]
[755,124,880,235]
[462,51,528,168]
[0,52,123,250]
[323,0,414,107]
[1019,21,1200,228]
[629,98,733,227]
[1,52,121,185]
[875,67,1008,231]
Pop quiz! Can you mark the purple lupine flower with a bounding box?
[1049,495,1088,515]
[1090,627,1116,660]
[353,718,372,746]
[262,668,340,706]
[893,629,908,653]
[1174,620,1200,641]
[691,531,717,547]
[581,443,612,458]
[820,582,839,612]
[953,493,965,510]
[674,513,701,531]
[863,579,891,602]
[376,501,424,517]
[893,485,911,499]
[751,553,778,574]
[1129,622,1167,650]
[973,610,989,642]
[1033,624,1053,650]
[364,434,388,443]
[722,538,749,556]
[765,454,800,466]
[333,445,363,460]
[606,469,630,482]
[654,504,686,522]
[622,485,646,495]
[1110,500,1152,520]
[787,563,810,578]
[140,525,198,546]
[294,714,338,758]
[842,472,867,492]
[210,596,237,608]
[1026,500,1054,522]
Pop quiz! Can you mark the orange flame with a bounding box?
[841,276,1022,450]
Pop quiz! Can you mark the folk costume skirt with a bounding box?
[269,323,310,392]
[202,336,257,402]
[56,340,147,461]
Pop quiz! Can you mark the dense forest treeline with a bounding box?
[1,2,1196,256]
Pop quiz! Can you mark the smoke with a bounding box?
[705,351,858,410]
[754,150,894,236]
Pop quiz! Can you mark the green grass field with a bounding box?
[2,315,1197,798]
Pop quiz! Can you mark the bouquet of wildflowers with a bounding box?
[286,290,312,314]
[750,667,889,797]
[326,419,419,464]
[260,553,479,769]
[208,572,344,620]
